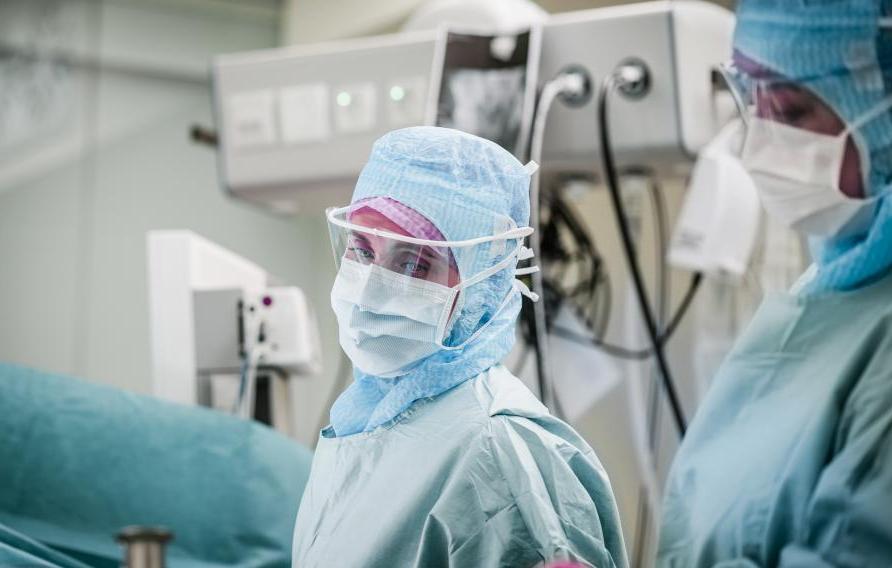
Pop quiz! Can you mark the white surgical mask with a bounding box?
[328,223,539,378]
[740,96,892,237]
[331,259,456,377]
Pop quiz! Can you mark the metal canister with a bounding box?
[117,526,173,568]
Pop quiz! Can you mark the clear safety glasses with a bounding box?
[717,60,849,137]
[326,205,534,290]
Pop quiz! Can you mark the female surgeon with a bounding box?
[292,126,628,568]
[659,1,892,566]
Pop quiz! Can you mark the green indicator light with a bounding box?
[389,85,406,102]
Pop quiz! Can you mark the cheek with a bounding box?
[447,265,461,288]
[839,136,866,198]
[446,265,462,322]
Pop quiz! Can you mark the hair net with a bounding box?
[349,196,446,242]
[735,0,892,293]
[329,126,533,436]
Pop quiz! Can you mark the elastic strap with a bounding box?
[846,93,892,133]
[437,242,538,351]
[455,238,526,291]
[438,282,519,351]
[517,246,535,261]
[515,266,540,276]
[514,278,540,302]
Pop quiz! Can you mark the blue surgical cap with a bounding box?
[735,0,892,293]
[329,126,534,435]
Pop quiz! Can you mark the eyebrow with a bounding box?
[350,233,373,246]
[392,244,444,262]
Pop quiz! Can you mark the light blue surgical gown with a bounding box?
[659,271,892,567]
[293,365,628,568]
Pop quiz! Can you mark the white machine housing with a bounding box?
[242,287,323,374]
[211,0,734,213]
[147,230,321,413]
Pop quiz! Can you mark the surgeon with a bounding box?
[659,1,892,567]
[292,126,628,568]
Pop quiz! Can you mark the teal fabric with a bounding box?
[295,366,627,568]
[0,523,90,568]
[658,271,892,567]
[734,0,892,294]
[0,363,313,568]
[330,126,534,436]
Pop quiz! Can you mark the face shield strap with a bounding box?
[513,278,540,302]
[437,236,539,351]
[845,93,892,135]
[326,206,533,249]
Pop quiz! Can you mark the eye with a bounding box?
[759,84,817,127]
[773,104,811,125]
[401,260,430,278]
[394,253,432,278]
[348,246,374,262]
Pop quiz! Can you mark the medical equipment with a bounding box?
[209,1,734,213]
[597,63,690,436]
[427,27,541,158]
[147,231,321,436]
[403,0,548,36]
[117,527,172,568]
[235,287,322,423]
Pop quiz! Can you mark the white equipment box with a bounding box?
[211,1,734,212]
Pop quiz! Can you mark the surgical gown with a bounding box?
[659,271,892,567]
[293,365,628,568]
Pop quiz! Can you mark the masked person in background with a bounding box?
[292,126,627,568]
[659,1,892,567]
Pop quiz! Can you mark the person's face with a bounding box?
[733,50,865,198]
[346,208,461,288]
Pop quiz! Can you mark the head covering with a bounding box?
[329,126,532,436]
[348,196,446,242]
[734,0,892,293]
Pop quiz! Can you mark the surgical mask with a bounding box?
[327,206,538,378]
[331,259,453,377]
[740,96,892,237]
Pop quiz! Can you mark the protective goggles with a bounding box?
[717,60,849,135]
[326,204,536,291]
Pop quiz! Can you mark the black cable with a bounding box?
[520,178,608,344]
[552,272,702,359]
[597,74,688,437]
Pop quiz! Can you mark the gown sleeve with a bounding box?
[777,365,892,568]
[430,414,627,568]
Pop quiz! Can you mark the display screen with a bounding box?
[430,29,539,159]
